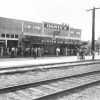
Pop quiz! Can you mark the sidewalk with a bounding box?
[0,55,100,68]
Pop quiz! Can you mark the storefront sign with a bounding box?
[24,24,41,30]
[44,22,69,31]
[41,38,80,44]
[41,40,57,43]
[23,36,81,45]
[43,22,70,37]
[70,28,81,38]
[23,21,42,35]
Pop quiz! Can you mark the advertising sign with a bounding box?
[43,22,70,37]
[23,21,42,36]
[70,28,81,38]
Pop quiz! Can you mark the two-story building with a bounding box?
[22,21,81,55]
[0,17,82,56]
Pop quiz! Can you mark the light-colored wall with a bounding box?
[0,17,22,34]
[0,17,81,41]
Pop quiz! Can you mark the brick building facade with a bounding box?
[0,17,82,56]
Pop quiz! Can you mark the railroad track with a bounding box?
[0,60,100,100]
[0,59,100,74]
[1,70,100,100]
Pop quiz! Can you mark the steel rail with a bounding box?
[1,70,100,100]
[0,59,100,75]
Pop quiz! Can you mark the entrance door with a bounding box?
[7,40,18,49]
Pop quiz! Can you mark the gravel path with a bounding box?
[55,83,100,100]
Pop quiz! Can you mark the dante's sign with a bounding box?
[43,22,70,37]
[44,22,69,31]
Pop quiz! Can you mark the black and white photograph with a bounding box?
[0,0,100,100]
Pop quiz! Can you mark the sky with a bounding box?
[0,0,100,41]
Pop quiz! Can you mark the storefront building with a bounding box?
[43,22,81,55]
[0,17,22,56]
[21,21,42,49]
[22,21,82,56]
[0,17,82,57]
[0,17,22,46]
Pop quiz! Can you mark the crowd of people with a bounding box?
[76,48,86,60]
[56,47,80,56]
[0,46,93,59]
[10,47,43,58]
[0,46,43,58]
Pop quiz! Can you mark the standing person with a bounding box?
[1,47,4,57]
[38,47,42,57]
[15,47,18,57]
[11,47,15,58]
[56,47,60,56]
[80,48,85,60]
[79,49,82,60]
[76,48,80,60]
[83,48,85,60]
[81,49,84,60]
[31,47,34,57]
[34,47,37,58]
[27,47,30,56]
[7,47,10,56]
[98,49,100,55]
[65,47,68,56]
[25,48,27,57]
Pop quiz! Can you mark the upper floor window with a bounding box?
[6,34,10,38]
[11,34,14,38]
[1,34,5,38]
[15,35,18,38]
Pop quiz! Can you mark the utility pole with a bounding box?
[86,7,100,60]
